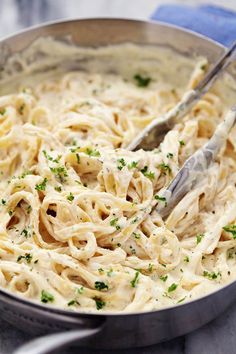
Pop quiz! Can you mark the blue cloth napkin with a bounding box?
[151,5,236,46]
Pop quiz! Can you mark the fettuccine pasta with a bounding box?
[0,44,236,313]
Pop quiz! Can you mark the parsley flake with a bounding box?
[41,290,54,303]
[140,166,155,180]
[35,178,48,191]
[94,281,109,291]
[134,74,151,87]
[93,297,106,310]
[168,283,178,292]
[130,271,139,288]
[223,225,236,239]
[85,148,100,157]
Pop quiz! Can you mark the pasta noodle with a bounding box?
[0,44,236,313]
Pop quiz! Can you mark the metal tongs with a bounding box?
[156,106,236,218]
[127,41,236,152]
[128,41,236,218]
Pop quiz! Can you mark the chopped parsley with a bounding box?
[76,286,84,294]
[110,218,120,230]
[140,166,155,180]
[168,283,178,292]
[166,152,174,159]
[70,146,80,153]
[203,271,220,280]
[148,263,154,272]
[41,290,54,303]
[35,178,48,191]
[0,108,6,115]
[1,199,6,205]
[67,299,79,306]
[131,217,139,224]
[179,140,185,146]
[54,186,62,192]
[160,275,168,282]
[128,161,138,169]
[133,232,141,239]
[67,192,74,202]
[26,205,32,214]
[94,281,109,291]
[223,225,236,239]
[17,253,32,264]
[20,228,30,238]
[18,170,32,179]
[134,74,151,87]
[155,195,167,207]
[18,103,25,115]
[50,166,68,183]
[85,148,100,157]
[130,271,139,288]
[196,233,204,244]
[76,153,80,163]
[93,297,106,310]
[184,256,189,263]
[177,296,186,303]
[43,150,62,163]
[158,162,171,174]
[8,210,13,216]
[117,158,126,170]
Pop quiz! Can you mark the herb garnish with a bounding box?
[184,256,189,263]
[43,150,62,163]
[67,192,74,202]
[20,228,30,238]
[128,161,138,169]
[76,286,84,294]
[155,195,167,207]
[179,140,185,146]
[196,233,204,244]
[85,148,100,157]
[117,158,126,170]
[95,281,109,291]
[203,271,220,280]
[166,152,174,159]
[133,232,141,239]
[134,74,151,87]
[41,290,54,303]
[130,271,139,288]
[67,299,79,306]
[160,275,168,282]
[18,103,25,115]
[168,283,178,292]
[223,225,236,239]
[50,166,68,183]
[93,297,106,310]
[110,218,121,230]
[54,186,62,192]
[158,162,171,174]
[17,253,32,264]
[26,205,32,214]
[140,166,155,180]
[35,178,48,191]
[76,153,80,163]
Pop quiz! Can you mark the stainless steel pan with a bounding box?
[0,18,235,354]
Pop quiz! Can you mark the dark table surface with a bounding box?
[0,0,236,353]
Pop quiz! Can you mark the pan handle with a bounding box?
[13,326,102,354]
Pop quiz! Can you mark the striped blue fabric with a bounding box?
[151,5,236,46]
